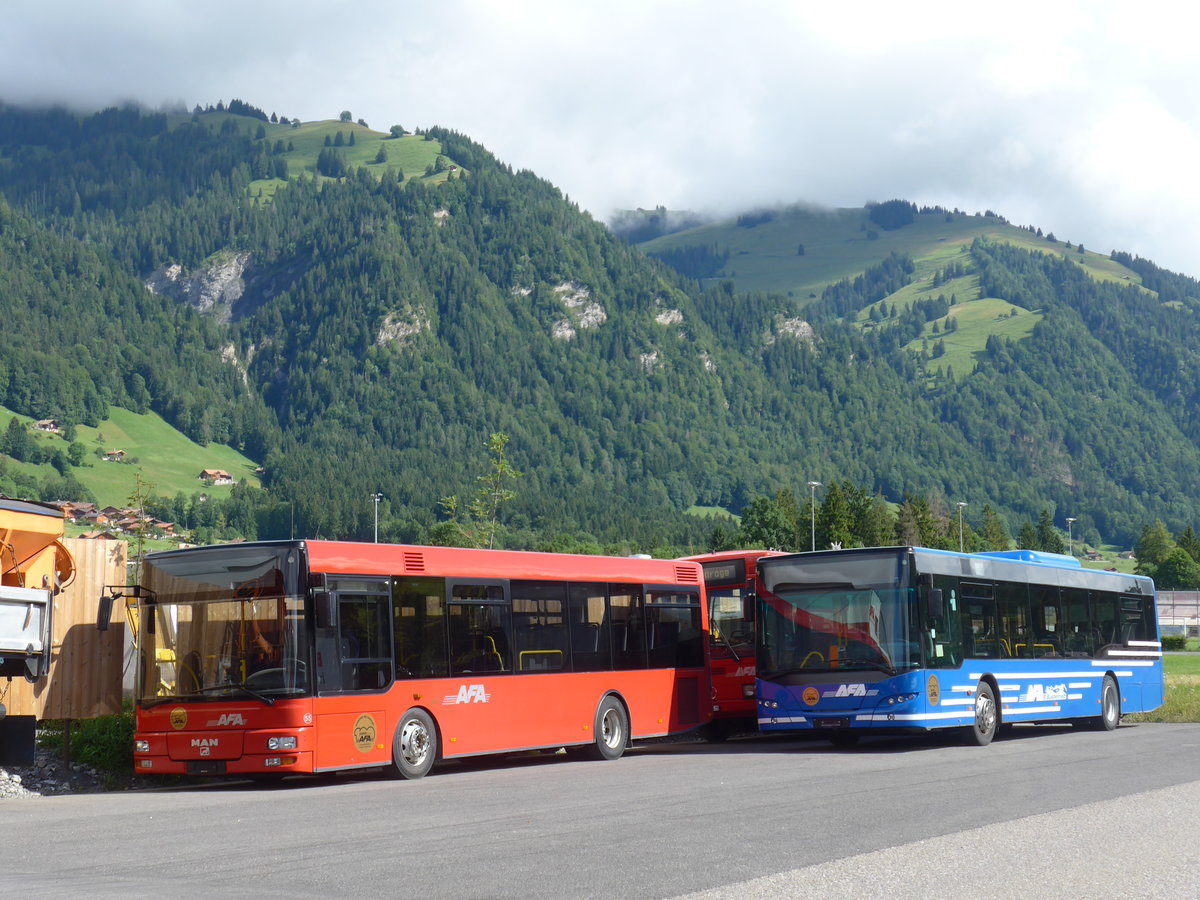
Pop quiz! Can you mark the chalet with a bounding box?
[102,449,126,461]
[33,419,61,433]
[199,469,235,485]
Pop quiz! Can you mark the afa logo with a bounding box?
[206,713,246,727]
[833,683,868,698]
[443,683,491,705]
[733,666,757,678]
[353,714,377,753]
[1020,683,1067,703]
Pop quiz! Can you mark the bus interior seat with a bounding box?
[571,622,599,653]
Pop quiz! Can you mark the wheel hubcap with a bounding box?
[402,721,429,766]
[600,709,621,748]
[975,692,996,734]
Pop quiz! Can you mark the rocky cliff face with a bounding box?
[144,252,251,322]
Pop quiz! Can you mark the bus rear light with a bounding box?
[134,740,150,753]
[266,736,297,751]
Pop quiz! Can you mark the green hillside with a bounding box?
[638,204,1147,302]
[0,406,259,506]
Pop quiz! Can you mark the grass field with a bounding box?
[639,206,1151,305]
[1125,653,1200,723]
[162,110,456,203]
[0,406,260,507]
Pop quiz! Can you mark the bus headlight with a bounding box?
[267,736,297,751]
[134,740,150,753]
[759,699,779,709]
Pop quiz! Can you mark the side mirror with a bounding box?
[314,590,335,629]
[96,593,114,632]
[927,587,945,620]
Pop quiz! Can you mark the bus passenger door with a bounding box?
[314,578,394,771]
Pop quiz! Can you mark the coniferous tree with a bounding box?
[1017,521,1038,550]
[1177,526,1200,565]
[1134,520,1175,576]
[980,504,1011,550]
[1036,509,1065,553]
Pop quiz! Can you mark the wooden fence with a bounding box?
[2,538,127,720]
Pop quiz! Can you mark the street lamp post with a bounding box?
[956,502,967,552]
[370,492,383,543]
[807,481,821,551]
[1066,517,1076,557]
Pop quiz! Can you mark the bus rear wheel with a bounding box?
[392,708,438,779]
[587,695,628,761]
[966,681,998,746]
[1094,675,1120,731]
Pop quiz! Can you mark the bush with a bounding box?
[1162,635,1188,651]
[38,702,134,773]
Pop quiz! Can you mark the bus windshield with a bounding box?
[757,553,919,679]
[139,545,308,706]
[709,587,754,659]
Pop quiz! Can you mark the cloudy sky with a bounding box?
[4,1,1199,275]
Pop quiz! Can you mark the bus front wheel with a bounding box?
[392,708,438,779]
[966,681,998,746]
[587,695,628,761]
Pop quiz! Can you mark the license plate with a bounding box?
[813,717,850,729]
[187,760,227,775]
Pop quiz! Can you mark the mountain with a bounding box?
[1,101,1200,552]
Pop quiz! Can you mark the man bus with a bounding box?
[756,547,1162,746]
[133,540,709,779]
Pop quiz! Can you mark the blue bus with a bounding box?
[755,547,1162,745]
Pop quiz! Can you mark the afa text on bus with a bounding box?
[755,547,1162,746]
[131,540,710,779]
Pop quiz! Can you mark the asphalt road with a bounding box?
[3,723,1199,899]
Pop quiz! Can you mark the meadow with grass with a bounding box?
[1126,653,1200,723]
[0,405,259,508]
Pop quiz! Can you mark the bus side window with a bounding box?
[392,578,448,678]
[610,588,647,670]
[511,580,568,672]
[338,594,393,691]
[449,601,512,675]
[568,583,611,672]
[645,590,703,668]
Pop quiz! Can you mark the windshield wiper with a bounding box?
[760,666,836,680]
[712,625,742,661]
[842,660,897,676]
[187,683,276,706]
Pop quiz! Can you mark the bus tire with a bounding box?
[392,708,438,779]
[966,680,998,746]
[1093,675,1120,731]
[587,695,628,761]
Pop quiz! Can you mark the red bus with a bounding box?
[133,541,710,779]
[681,550,784,738]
